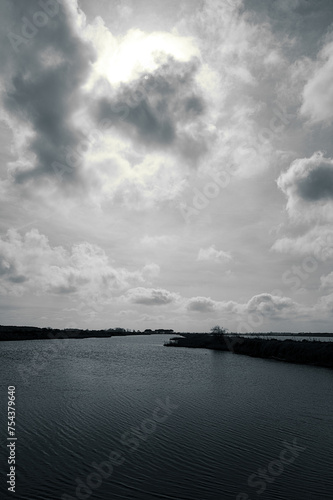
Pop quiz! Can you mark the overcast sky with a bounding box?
[1,0,333,332]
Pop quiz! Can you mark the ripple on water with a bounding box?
[0,336,332,500]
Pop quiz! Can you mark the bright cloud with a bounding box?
[301,40,333,124]
[272,226,333,261]
[246,293,298,319]
[0,229,158,305]
[85,21,200,87]
[197,245,232,263]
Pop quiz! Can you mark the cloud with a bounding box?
[277,152,333,218]
[141,263,160,280]
[176,0,292,178]
[296,164,333,202]
[186,296,238,313]
[85,22,200,87]
[141,235,174,247]
[275,153,333,264]
[0,0,295,215]
[117,309,135,317]
[186,296,218,313]
[301,40,333,124]
[138,314,166,323]
[117,1,133,20]
[272,226,333,261]
[185,292,303,323]
[86,147,189,210]
[0,0,205,210]
[0,225,324,327]
[274,0,310,12]
[0,228,157,304]
[125,287,180,306]
[197,245,232,263]
[1,0,96,186]
[92,56,212,164]
[320,272,333,291]
[313,291,333,315]
[246,293,298,319]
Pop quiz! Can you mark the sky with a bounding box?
[1,0,333,332]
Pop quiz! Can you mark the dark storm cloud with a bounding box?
[278,154,333,209]
[94,56,208,161]
[184,95,204,114]
[297,163,333,201]
[97,94,175,146]
[1,0,95,185]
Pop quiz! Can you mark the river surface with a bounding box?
[0,335,332,500]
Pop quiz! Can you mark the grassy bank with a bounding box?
[165,334,333,368]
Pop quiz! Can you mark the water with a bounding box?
[0,335,332,500]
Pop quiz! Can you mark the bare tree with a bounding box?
[210,325,228,336]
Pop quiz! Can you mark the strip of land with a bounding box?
[0,325,174,341]
[165,334,333,368]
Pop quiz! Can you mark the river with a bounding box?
[0,334,332,499]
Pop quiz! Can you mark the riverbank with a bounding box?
[0,325,173,341]
[165,334,333,368]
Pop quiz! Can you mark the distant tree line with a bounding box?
[0,325,175,341]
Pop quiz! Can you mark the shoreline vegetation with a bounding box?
[164,333,333,369]
[0,325,174,341]
[1,325,332,369]
[1,324,331,342]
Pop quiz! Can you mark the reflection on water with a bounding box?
[0,335,332,499]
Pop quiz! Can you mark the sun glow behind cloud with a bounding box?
[84,18,200,88]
